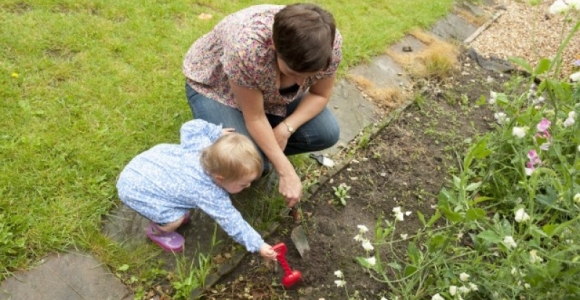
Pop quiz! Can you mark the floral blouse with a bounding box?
[182,4,342,117]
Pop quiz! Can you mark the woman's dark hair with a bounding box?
[273,3,336,73]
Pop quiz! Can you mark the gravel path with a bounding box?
[470,0,579,78]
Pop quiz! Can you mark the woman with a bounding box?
[183,3,342,208]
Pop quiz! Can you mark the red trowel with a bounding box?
[272,242,302,288]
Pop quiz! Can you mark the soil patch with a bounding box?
[204,49,513,299]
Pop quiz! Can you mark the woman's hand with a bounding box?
[278,170,302,207]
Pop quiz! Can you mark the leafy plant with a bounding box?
[351,2,580,299]
[332,183,351,206]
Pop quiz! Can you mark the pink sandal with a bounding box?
[146,223,185,252]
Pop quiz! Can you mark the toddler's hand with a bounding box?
[259,243,277,261]
[221,128,235,135]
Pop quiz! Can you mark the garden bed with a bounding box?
[205,49,513,299]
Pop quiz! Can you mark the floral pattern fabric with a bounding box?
[182,4,342,117]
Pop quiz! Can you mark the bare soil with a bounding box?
[200,49,515,300]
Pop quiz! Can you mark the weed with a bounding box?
[172,225,221,299]
[332,183,351,206]
[357,125,374,149]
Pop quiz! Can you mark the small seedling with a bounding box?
[332,183,351,206]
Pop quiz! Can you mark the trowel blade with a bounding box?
[291,225,310,258]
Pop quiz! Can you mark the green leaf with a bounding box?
[535,187,558,207]
[472,196,493,204]
[465,208,486,221]
[407,242,421,265]
[438,188,455,206]
[417,210,426,227]
[465,182,482,191]
[387,262,402,271]
[572,86,580,102]
[543,218,579,237]
[355,257,371,268]
[477,230,501,243]
[404,265,418,277]
[427,233,446,252]
[117,264,130,272]
[440,206,462,223]
[508,56,533,73]
[452,175,461,190]
[472,139,491,159]
[426,210,442,227]
[534,58,551,75]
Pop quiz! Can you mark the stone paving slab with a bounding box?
[0,252,132,300]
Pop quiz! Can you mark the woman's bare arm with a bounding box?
[229,81,302,207]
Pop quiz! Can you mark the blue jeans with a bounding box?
[185,83,340,159]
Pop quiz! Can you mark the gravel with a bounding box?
[469,0,580,79]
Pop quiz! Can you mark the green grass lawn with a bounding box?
[0,0,454,284]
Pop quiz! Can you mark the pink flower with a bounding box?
[537,118,551,132]
[527,150,541,166]
[525,149,542,176]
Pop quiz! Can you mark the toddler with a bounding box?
[116,119,277,260]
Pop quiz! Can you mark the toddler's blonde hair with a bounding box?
[200,133,262,181]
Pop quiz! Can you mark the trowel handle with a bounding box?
[272,243,292,275]
[291,206,300,221]
[272,242,287,256]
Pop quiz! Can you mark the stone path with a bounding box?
[0,1,500,299]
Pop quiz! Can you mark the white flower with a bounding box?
[400,234,408,240]
[515,208,530,222]
[459,272,470,282]
[353,234,363,242]
[365,256,376,266]
[432,293,444,300]
[334,280,346,287]
[529,250,543,264]
[503,236,517,249]
[393,207,404,221]
[533,96,545,105]
[571,71,580,82]
[574,193,580,204]
[469,283,479,291]
[405,211,412,216]
[362,239,374,251]
[489,91,497,104]
[458,286,471,294]
[449,285,458,296]
[549,0,570,14]
[334,270,343,278]
[511,267,518,276]
[563,111,576,127]
[494,112,510,125]
[578,145,580,152]
[540,142,551,151]
[357,224,369,233]
[512,126,526,138]
[525,167,534,176]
